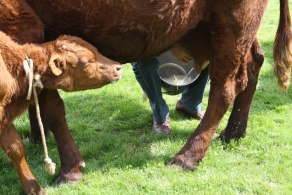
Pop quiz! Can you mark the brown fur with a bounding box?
[0,54,13,107]
[0,31,121,194]
[0,0,44,44]
[0,0,290,193]
[21,0,291,170]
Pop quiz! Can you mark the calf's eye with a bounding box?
[81,60,89,68]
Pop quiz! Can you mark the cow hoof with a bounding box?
[218,129,247,143]
[167,155,198,171]
[166,161,185,171]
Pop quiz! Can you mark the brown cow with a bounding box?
[0,0,291,192]
[0,31,121,194]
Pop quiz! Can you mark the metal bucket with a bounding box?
[157,51,199,95]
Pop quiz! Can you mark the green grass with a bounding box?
[1,1,292,194]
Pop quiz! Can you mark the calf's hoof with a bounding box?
[53,175,82,186]
[36,188,46,195]
[28,133,41,144]
[28,131,50,144]
[26,187,45,195]
[53,172,84,186]
[53,162,85,186]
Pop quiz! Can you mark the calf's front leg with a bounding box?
[28,89,85,184]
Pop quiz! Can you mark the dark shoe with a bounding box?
[152,117,171,134]
[175,100,205,120]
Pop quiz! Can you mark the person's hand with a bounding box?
[170,45,192,65]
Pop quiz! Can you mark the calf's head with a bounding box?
[48,35,122,92]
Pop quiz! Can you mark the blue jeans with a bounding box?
[132,58,209,124]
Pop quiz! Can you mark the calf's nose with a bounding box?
[116,64,122,72]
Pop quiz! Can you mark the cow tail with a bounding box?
[273,0,292,92]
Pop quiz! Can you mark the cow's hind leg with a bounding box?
[219,39,264,142]
[28,89,85,185]
[0,123,45,194]
[169,42,250,170]
[169,2,267,170]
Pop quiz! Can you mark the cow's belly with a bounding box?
[25,0,206,62]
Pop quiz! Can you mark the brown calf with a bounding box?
[0,31,121,194]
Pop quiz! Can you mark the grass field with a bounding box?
[1,1,292,194]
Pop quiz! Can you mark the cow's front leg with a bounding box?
[28,89,85,184]
[219,39,264,142]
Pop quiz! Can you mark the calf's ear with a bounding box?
[49,54,66,76]
[55,43,78,68]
